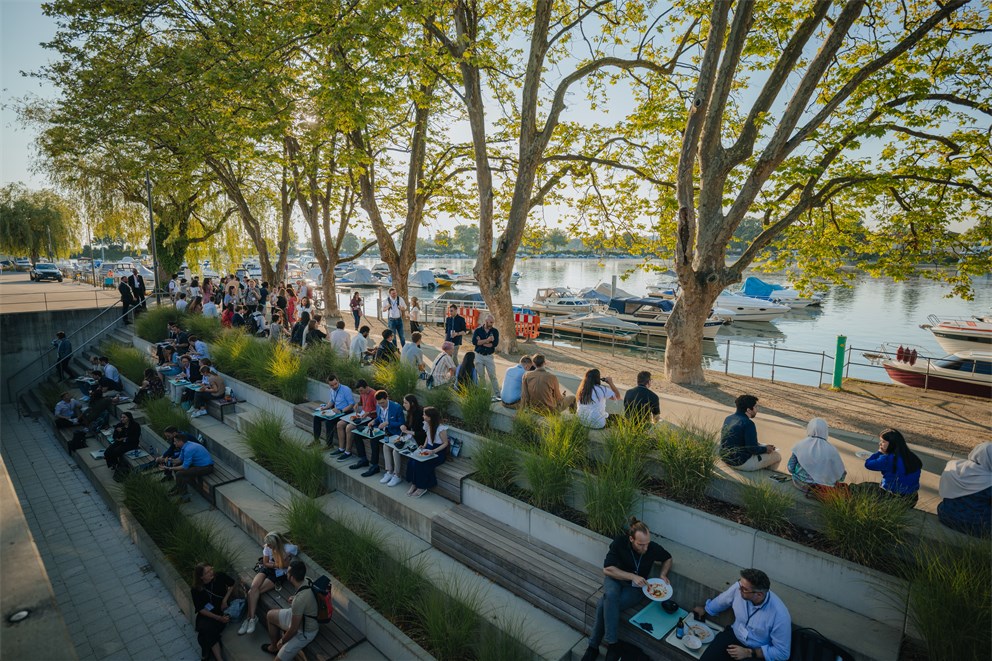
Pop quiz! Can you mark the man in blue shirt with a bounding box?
[164,434,215,503]
[500,355,533,408]
[157,426,197,481]
[692,568,791,661]
[350,390,404,478]
[312,375,355,447]
[720,394,780,472]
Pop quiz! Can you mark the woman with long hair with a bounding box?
[239,531,299,636]
[409,296,422,334]
[575,368,620,429]
[188,276,203,314]
[455,351,478,388]
[406,406,449,498]
[276,287,289,327]
[286,286,298,324]
[862,429,923,505]
[192,563,235,661]
[381,394,426,488]
[349,291,363,330]
[135,367,165,404]
[104,411,141,470]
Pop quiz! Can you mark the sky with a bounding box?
[1,1,56,190]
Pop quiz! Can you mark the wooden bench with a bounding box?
[432,505,602,631]
[237,570,366,661]
[293,402,476,503]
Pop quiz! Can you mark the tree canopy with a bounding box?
[0,183,81,263]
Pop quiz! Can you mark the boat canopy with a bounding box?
[410,270,438,288]
[741,277,786,298]
[341,268,377,284]
[607,297,675,315]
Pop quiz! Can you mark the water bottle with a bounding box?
[148,444,158,458]
[676,617,685,639]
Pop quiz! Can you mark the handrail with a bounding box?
[19,300,123,371]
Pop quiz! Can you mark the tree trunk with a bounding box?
[664,275,722,385]
[321,270,340,318]
[478,273,516,358]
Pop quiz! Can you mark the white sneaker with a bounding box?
[379,472,393,484]
[191,409,207,418]
[238,618,250,635]
[246,616,257,634]
[387,475,402,487]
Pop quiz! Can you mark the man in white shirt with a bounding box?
[349,326,373,362]
[168,275,179,302]
[329,320,351,357]
[99,357,124,391]
[400,332,427,372]
[175,292,189,312]
[202,299,219,318]
[189,336,210,359]
[427,341,457,387]
[384,287,407,347]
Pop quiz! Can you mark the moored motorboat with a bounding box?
[880,346,991,398]
[545,312,643,341]
[597,296,724,339]
[920,314,992,355]
[530,287,598,315]
[740,277,823,308]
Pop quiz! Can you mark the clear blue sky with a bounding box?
[1,1,57,189]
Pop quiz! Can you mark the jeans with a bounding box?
[388,317,406,346]
[699,628,745,661]
[588,577,644,647]
[475,353,499,391]
[174,464,214,495]
[352,309,361,329]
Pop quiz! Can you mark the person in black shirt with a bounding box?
[444,304,469,363]
[471,314,501,391]
[104,411,141,470]
[583,517,673,661]
[117,277,135,324]
[623,371,661,423]
[191,563,235,661]
[374,329,400,363]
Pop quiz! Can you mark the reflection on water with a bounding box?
[403,258,992,387]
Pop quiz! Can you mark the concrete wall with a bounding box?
[0,307,123,402]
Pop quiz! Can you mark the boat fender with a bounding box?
[909,349,917,366]
[897,346,905,362]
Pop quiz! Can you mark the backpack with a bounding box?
[297,575,333,630]
[789,627,854,661]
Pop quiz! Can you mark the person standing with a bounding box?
[118,276,136,324]
[129,268,147,311]
[720,394,781,472]
[349,291,363,330]
[444,304,469,363]
[623,371,661,422]
[259,281,270,321]
[471,314,500,391]
[52,331,73,380]
[692,568,792,661]
[384,287,407,347]
[409,296,423,334]
[582,518,673,661]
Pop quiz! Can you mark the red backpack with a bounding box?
[298,575,333,626]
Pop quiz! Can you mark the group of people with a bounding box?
[311,377,450,498]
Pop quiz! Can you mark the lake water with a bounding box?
[350,257,992,387]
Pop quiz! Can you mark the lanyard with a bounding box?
[630,546,643,576]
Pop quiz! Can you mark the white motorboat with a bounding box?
[712,291,790,322]
[530,288,598,315]
[740,277,823,308]
[582,287,725,338]
[920,314,992,355]
[546,312,643,341]
[452,271,521,285]
[878,345,991,399]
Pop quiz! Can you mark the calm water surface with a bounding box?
[359,257,992,387]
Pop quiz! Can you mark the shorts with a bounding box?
[261,567,288,585]
[275,608,313,660]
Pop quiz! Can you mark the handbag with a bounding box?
[224,598,246,621]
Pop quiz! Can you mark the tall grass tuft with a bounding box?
[268,342,308,403]
[416,577,484,660]
[906,541,991,661]
[134,306,221,343]
[819,488,910,566]
[522,415,587,511]
[422,384,455,414]
[457,383,494,434]
[141,396,191,437]
[102,342,153,384]
[603,410,654,471]
[740,479,793,535]
[474,439,520,489]
[301,344,339,382]
[584,455,644,537]
[477,614,539,661]
[183,314,223,342]
[38,381,64,410]
[210,329,256,376]
[509,408,545,448]
[244,412,326,497]
[655,421,718,504]
[372,360,421,401]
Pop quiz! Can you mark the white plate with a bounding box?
[855,450,873,459]
[685,622,714,644]
[641,578,672,602]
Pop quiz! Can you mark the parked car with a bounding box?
[15,257,32,271]
[30,263,64,282]
[0,260,14,271]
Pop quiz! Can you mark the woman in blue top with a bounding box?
[863,429,923,505]
[455,351,478,388]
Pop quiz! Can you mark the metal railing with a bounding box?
[0,290,122,312]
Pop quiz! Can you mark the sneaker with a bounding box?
[246,616,257,635]
[238,618,251,635]
[387,475,402,487]
[329,448,343,456]
[335,452,351,463]
[379,472,393,484]
[80,396,90,403]
[191,409,207,418]
[360,465,380,478]
[581,646,600,661]
[348,459,369,470]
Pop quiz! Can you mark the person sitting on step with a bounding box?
[104,412,141,471]
[240,531,299,636]
[190,366,226,419]
[332,379,376,462]
[54,391,82,429]
[162,433,215,503]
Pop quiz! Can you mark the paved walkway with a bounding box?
[1,405,200,661]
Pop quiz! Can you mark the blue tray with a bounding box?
[629,602,687,641]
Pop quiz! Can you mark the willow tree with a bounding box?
[0,184,81,263]
[658,0,991,383]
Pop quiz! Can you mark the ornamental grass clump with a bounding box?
[457,383,494,434]
[268,342,308,403]
[141,396,191,437]
[740,479,793,535]
[422,384,455,414]
[210,329,256,377]
[584,456,644,537]
[477,615,540,661]
[818,487,910,566]
[602,410,654,473]
[417,578,484,660]
[372,360,420,401]
[474,439,520,490]
[509,408,545,448]
[244,412,326,497]
[655,421,718,504]
[101,342,153,384]
[906,541,991,661]
[38,381,64,410]
[134,306,220,343]
[522,415,587,511]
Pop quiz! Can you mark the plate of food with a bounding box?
[417,449,432,457]
[685,622,714,643]
[641,578,672,602]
